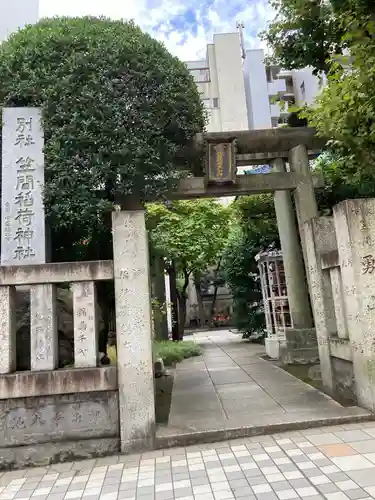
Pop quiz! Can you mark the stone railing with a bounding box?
[304,199,375,409]
[0,260,116,399]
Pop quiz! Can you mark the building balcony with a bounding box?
[268,79,286,98]
[270,103,281,119]
[279,101,289,116]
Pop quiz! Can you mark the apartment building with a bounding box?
[185,32,249,133]
[244,49,323,128]
[186,34,323,133]
[0,0,39,42]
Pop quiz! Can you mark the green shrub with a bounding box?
[153,341,201,366]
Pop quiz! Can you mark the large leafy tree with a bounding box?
[222,195,279,338]
[0,17,205,355]
[0,17,205,263]
[147,200,231,335]
[262,0,375,75]
[302,17,375,197]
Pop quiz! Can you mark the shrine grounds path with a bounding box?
[156,329,372,447]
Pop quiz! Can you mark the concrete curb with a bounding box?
[155,412,374,449]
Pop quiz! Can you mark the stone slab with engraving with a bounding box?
[334,199,375,410]
[112,210,155,453]
[72,281,99,368]
[0,391,119,447]
[1,107,46,265]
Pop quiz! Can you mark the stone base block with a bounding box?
[331,357,357,405]
[0,438,119,470]
[265,337,281,359]
[280,328,319,365]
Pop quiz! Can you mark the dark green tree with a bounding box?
[222,195,279,338]
[147,200,231,336]
[0,17,205,356]
[262,0,375,75]
[0,17,205,263]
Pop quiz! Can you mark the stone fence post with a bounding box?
[112,209,155,452]
[333,199,375,410]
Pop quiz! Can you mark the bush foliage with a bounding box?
[0,17,205,260]
[153,340,202,366]
[223,195,279,337]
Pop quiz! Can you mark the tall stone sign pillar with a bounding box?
[289,145,318,275]
[272,158,313,329]
[112,209,155,452]
[1,108,46,265]
[333,199,375,410]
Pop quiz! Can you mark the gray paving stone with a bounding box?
[189,470,208,478]
[229,479,249,488]
[221,459,238,466]
[136,486,154,495]
[346,488,368,499]
[270,481,291,491]
[172,472,190,481]
[293,455,310,463]
[316,482,340,494]
[278,464,298,472]
[171,466,188,474]
[155,475,172,484]
[312,458,332,466]
[247,476,267,486]
[255,492,278,500]
[289,479,311,488]
[327,472,350,482]
[155,491,174,500]
[119,482,137,491]
[346,468,375,487]
[190,476,210,486]
[234,494,256,500]
[226,472,246,480]
[244,469,263,478]
[118,493,136,500]
[174,487,192,497]
[303,467,321,477]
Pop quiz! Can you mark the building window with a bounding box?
[190,68,210,83]
[300,81,306,100]
[212,97,219,108]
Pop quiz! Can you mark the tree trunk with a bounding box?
[168,261,180,341]
[209,257,223,327]
[151,256,168,340]
[178,297,187,339]
[194,273,206,327]
[177,268,191,340]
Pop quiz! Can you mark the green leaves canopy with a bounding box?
[302,18,375,200]
[222,195,279,337]
[262,0,375,75]
[147,200,231,278]
[0,17,205,258]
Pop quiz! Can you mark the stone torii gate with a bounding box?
[113,126,326,451]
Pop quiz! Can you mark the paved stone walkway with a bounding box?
[5,422,375,499]
[158,330,369,441]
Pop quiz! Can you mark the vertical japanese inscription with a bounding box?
[1,108,46,265]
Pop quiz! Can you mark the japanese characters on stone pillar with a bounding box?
[333,199,375,410]
[1,108,46,265]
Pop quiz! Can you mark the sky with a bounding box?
[39,0,273,61]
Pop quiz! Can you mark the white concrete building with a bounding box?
[185,32,249,133]
[0,0,39,42]
[244,49,324,129]
[185,35,324,133]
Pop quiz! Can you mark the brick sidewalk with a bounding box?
[2,422,375,500]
